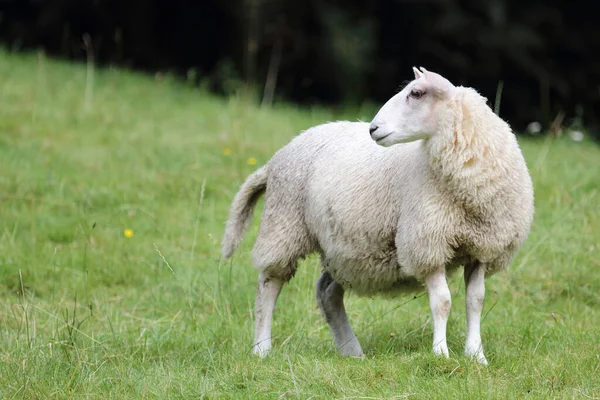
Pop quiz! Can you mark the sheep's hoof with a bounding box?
[432,343,449,358]
[338,340,364,358]
[253,342,271,358]
[340,349,365,358]
[466,350,488,365]
[465,343,488,365]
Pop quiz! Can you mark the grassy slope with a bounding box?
[0,50,599,399]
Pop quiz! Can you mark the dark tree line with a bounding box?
[1,0,598,134]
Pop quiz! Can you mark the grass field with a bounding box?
[0,50,599,399]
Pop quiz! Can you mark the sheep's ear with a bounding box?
[454,91,477,145]
[421,69,455,97]
[412,66,423,79]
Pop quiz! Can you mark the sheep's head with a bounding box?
[370,67,456,146]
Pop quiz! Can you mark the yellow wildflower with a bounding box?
[222,148,232,156]
[247,157,257,166]
[124,228,134,238]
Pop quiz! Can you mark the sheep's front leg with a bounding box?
[425,270,451,357]
[464,262,488,364]
[253,271,284,357]
[316,272,364,357]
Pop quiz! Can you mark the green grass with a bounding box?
[1,49,599,399]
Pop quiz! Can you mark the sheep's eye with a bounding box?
[409,89,425,99]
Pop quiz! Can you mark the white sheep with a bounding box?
[221,67,534,364]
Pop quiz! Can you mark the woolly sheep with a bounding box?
[221,67,534,364]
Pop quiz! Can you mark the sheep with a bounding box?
[221,67,534,364]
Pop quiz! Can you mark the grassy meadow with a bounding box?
[0,50,599,399]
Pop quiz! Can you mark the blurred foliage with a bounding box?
[0,0,598,134]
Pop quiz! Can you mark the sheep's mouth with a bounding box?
[374,132,392,144]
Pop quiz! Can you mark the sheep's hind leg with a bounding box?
[425,269,452,358]
[316,272,364,357]
[464,262,488,365]
[253,271,284,357]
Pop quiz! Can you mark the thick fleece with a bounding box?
[222,91,533,295]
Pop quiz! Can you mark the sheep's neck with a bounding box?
[426,132,509,208]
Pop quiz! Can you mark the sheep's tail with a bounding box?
[221,166,268,259]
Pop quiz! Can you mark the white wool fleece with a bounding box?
[239,117,531,295]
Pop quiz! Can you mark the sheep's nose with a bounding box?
[369,124,379,136]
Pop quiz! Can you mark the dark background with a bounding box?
[1,0,598,134]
